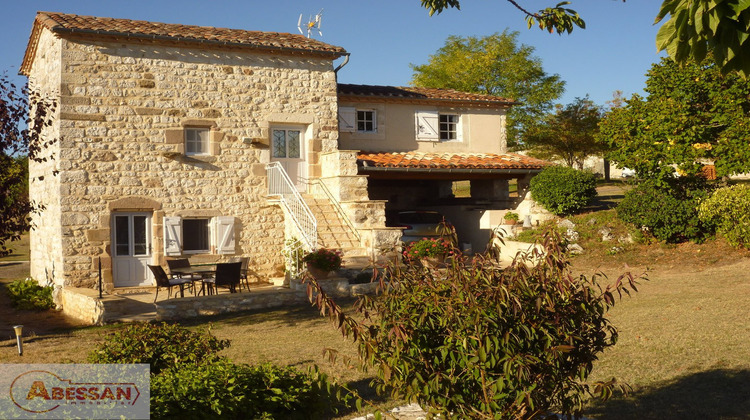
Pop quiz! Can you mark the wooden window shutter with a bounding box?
[163,216,182,256]
[415,111,439,141]
[339,107,356,133]
[214,216,236,255]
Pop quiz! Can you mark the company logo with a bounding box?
[10,370,141,414]
[1,365,149,419]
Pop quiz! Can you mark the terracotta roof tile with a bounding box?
[357,152,550,171]
[22,12,347,74]
[338,84,516,106]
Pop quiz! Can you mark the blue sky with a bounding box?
[2,0,664,106]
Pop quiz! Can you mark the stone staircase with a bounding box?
[303,195,371,269]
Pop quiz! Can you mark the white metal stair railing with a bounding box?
[266,162,318,251]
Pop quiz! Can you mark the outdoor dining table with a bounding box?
[170,264,216,296]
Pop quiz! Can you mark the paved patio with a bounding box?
[60,277,378,325]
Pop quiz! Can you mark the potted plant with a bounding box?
[403,237,454,268]
[302,248,342,280]
[504,211,520,225]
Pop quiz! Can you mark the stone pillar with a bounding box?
[516,174,534,199]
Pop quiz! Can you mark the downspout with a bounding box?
[333,53,350,78]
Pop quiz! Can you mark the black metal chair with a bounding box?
[148,264,194,303]
[165,258,198,294]
[238,257,251,292]
[203,262,242,295]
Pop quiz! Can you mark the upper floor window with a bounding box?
[357,110,377,133]
[339,107,379,134]
[439,114,459,141]
[185,127,209,155]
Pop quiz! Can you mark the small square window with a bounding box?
[185,127,209,155]
[183,218,210,253]
[357,110,376,133]
[439,114,459,141]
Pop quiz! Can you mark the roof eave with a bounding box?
[338,93,519,108]
[358,166,543,175]
[20,19,44,76]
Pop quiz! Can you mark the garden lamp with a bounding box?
[13,325,23,356]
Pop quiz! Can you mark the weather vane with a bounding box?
[298,9,323,38]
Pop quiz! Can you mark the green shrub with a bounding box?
[88,322,230,374]
[530,166,598,215]
[698,184,750,248]
[307,230,639,418]
[617,177,712,243]
[6,278,55,310]
[152,360,342,419]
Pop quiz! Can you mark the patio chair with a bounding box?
[165,258,199,294]
[166,258,198,278]
[148,265,194,303]
[238,257,250,292]
[203,261,242,295]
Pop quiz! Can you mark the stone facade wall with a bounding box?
[29,27,341,290]
[28,29,63,285]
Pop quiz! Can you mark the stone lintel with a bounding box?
[61,112,106,122]
[108,196,162,212]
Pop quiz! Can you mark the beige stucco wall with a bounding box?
[28,27,341,290]
[337,101,507,154]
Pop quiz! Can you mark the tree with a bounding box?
[656,0,750,78]
[523,96,605,169]
[420,1,750,78]
[0,76,56,256]
[597,57,750,183]
[411,31,565,143]
[420,0,586,34]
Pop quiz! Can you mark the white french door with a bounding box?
[112,212,152,287]
[271,127,307,191]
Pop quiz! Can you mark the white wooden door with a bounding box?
[112,213,152,287]
[271,128,306,191]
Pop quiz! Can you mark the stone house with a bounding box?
[21,12,547,295]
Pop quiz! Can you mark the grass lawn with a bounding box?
[3,210,750,418]
[0,233,29,262]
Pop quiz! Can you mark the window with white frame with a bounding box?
[356,110,376,133]
[185,127,210,155]
[439,114,459,141]
[163,216,235,255]
[339,107,379,134]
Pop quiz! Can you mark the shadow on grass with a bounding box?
[586,369,750,419]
